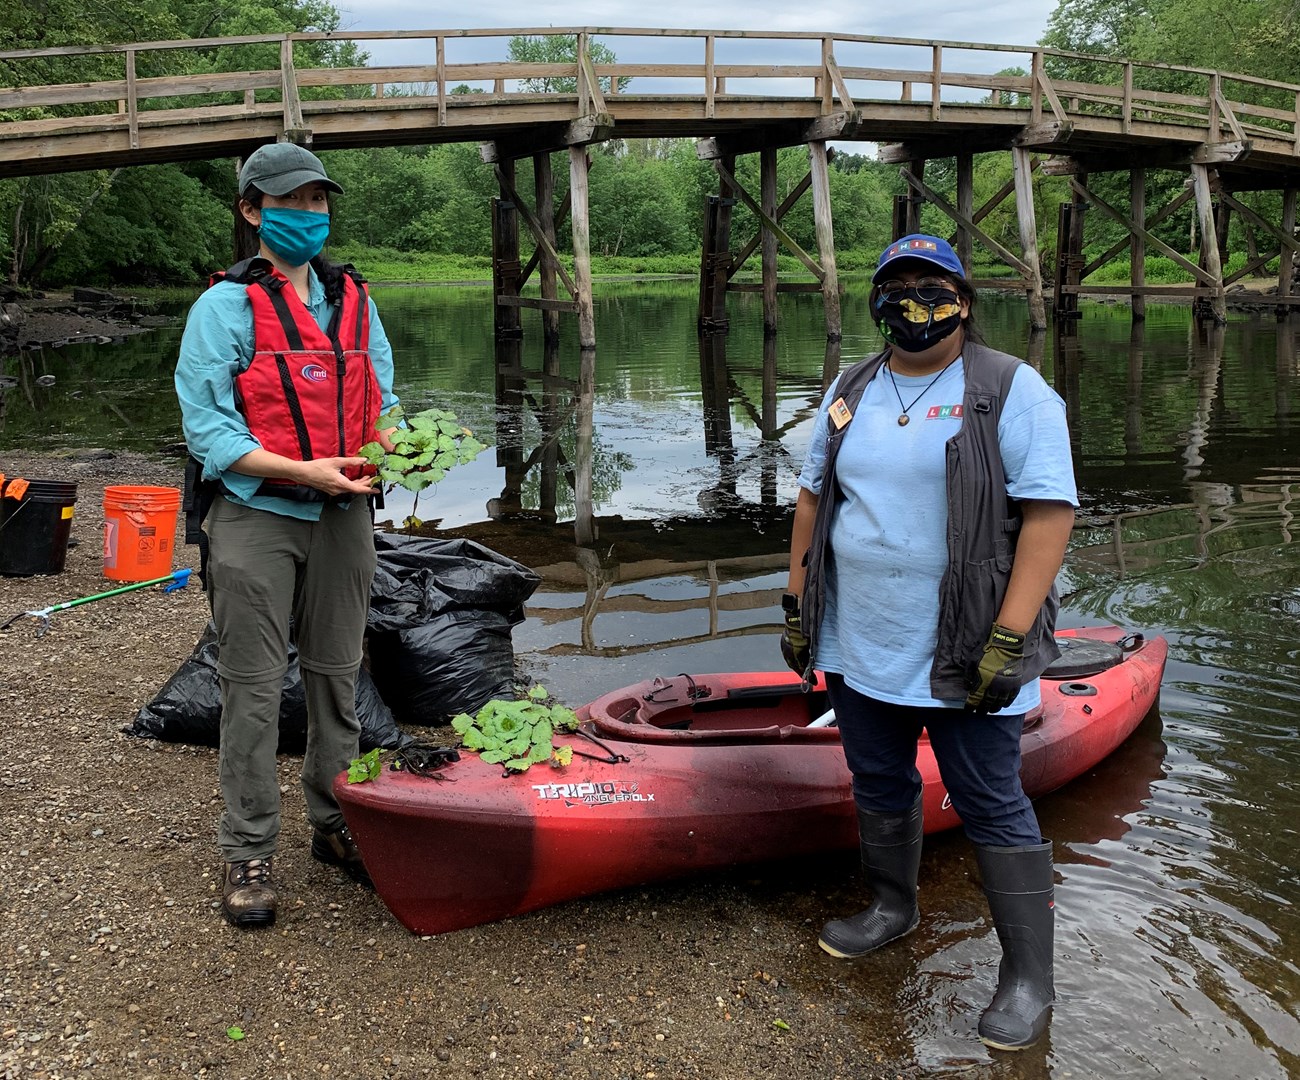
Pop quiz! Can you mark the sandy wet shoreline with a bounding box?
[0,448,1002,1080]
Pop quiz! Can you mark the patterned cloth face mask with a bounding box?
[874,278,963,350]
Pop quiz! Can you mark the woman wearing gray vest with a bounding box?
[782,234,1077,1051]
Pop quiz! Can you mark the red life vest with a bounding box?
[212,257,383,495]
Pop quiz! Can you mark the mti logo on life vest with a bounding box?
[300,363,329,383]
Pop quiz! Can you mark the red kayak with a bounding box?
[337,625,1167,936]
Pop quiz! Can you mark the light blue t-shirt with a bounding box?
[174,265,399,521]
[797,357,1078,712]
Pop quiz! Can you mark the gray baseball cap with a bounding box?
[238,142,344,197]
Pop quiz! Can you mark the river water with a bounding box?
[4,282,1299,1077]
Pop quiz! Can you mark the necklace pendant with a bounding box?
[897,414,910,427]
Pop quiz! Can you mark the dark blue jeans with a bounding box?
[826,673,1042,848]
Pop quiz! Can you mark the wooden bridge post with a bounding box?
[809,141,842,341]
[904,155,925,230]
[891,163,926,241]
[1055,170,1088,320]
[714,155,736,331]
[1212,192,1232,306]
[698,195,723,333]
[891,196,909,242]
[569,147,596,349]
[907,159,926,233]
[1131,169,1146,320]
[1012,147,1047,329]
[1069,171,1088,278]
[1280,189,1298,304]
[956,153,974,273]
[697,157,736,334]
[1191,163,1227,324]
[1053,201,1080,320]
[761,147,779,336]
[491,159,521,340]
[534,152,561,348]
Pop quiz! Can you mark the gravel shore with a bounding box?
[0,449,1009,1080]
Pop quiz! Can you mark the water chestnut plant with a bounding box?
[451,686,580,772]
[359,405,487,530]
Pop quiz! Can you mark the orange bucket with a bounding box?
[103,485,182,582]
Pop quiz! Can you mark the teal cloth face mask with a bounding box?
[258,207,330,266]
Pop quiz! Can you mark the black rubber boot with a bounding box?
[975,841,1055,1051]
[818,797,924,959]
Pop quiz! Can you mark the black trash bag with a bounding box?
[368,533,540,632]
[365,534,540,725]
[367,610,519,725]
[125,623,410,753]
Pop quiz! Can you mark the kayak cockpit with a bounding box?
[583,629,1142,747]
[587,674,840,744]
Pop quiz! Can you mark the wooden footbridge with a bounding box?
[6,26,1300,344]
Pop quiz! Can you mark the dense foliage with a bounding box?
[0,0,364,287]
[0,0,1292,289]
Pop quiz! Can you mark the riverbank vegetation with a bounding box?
[2,0,1298,293]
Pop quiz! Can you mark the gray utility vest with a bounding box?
[798,341,1061,700]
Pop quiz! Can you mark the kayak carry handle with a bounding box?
[807,708,837,729]
[643,673,711,704]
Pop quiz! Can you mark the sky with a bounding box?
[329,2,1066,86]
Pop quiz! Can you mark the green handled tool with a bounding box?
[1,568,192,636]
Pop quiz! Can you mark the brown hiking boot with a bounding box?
[221,858,276,928]
[310,823,372,888]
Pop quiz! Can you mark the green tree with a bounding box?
[589,153,692,257]
[1039,0,1300,274]
[0,0,368,287]
[506,34,622,95]
[1042,0,1300,91]
[46,163,231,283]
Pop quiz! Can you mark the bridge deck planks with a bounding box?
[7,28,1300,325]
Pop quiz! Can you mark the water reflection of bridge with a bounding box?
[1069,486,1300,582]
[1060,316,1300,584]
[402,312,1300,658]
[452,330,812,656]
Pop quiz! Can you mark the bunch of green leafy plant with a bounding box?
[450,687,580,772]
[358,405,487,530]
[346,747,382,784]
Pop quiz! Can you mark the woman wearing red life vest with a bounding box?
[174,143,398,929]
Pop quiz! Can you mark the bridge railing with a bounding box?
[2,27,1299,155]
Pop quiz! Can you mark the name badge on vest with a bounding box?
[828,397,853,430]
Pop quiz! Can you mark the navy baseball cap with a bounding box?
[872,234,965,283]
[238,142,343,198]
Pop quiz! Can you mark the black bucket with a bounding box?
[0,477,78,576]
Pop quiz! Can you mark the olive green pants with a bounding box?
[206,495,376,861]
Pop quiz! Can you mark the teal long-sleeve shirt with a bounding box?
[174,265,399,521]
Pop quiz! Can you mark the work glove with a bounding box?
[965,623,1026,714]
[780,593,811,676]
